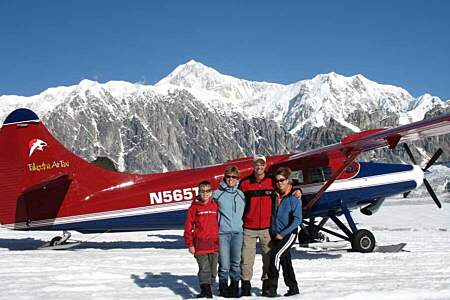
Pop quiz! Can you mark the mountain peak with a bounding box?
[78,79,99,89]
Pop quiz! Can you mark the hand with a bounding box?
[293,189,302,199]
[188,246,195,255]
[275,234,283,240]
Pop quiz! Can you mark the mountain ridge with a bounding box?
[1,60,449,172]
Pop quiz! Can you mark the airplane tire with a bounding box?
[50,236,62,246]
[351,229,375,253]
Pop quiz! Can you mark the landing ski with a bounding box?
[373,243,407,253]
[39,241,82,250]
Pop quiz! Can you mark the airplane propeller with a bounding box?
[402,143,443,208]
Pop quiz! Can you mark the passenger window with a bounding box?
[291,170,304,184]
[323,167,332,180]
[308,167,332,183]
[310,168,324,183]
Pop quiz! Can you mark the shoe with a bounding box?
[197,284,213,298]
[284,287,299,296]
[261,280,270,296]
[241,280,251,297]
[264,288,277,298]
[229,280,239,298]
[219,281,229,298]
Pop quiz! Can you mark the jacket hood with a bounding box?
[219,180,239,193]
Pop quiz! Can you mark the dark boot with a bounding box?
[219,281,229,298]
[261,280,270,297]
[197,284,213,298]
[241,280,251,297]
[265,287,277,298]
[284,286,299,296]
[229,280,240,298]
[264,280,277,298]
[205,284,213,298]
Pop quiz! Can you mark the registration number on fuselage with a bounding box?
[149,187,200,205]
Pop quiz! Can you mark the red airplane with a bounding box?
[0,108,449,251]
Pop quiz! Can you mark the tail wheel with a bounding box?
[50,236,62,246]
[351,229,375,253]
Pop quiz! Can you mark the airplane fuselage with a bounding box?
[3,161,423,233]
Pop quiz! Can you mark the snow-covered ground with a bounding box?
[1,198,449,300]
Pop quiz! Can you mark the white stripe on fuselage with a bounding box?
[2,201,191,230]
[301,165,423,195]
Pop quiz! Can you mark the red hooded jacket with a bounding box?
[184,198,219,255]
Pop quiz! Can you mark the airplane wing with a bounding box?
[268,113,450,209]
[273,113,450,169]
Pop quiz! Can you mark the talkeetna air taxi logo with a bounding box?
[28,138,48,157]
[27,138,70,172]
[28,160,70,172]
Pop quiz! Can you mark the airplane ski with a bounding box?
[39,241,82,250]
[301,241,407,253]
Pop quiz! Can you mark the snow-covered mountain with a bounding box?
[1,60,449,172]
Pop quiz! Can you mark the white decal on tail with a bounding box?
[28,138,47,157]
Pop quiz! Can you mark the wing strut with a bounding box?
[304,149,361,210]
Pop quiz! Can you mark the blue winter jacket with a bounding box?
[213,180,246,234]
[271,193,302,238]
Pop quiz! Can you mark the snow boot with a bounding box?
[229,280,239,298]
[241,280,251,296]
[219,280,230,298]
[284,286,299,296]
[261,280,270,297]
[197,284,213,298]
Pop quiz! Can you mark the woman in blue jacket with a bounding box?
[213,165,245,298]
[266,167,302,297]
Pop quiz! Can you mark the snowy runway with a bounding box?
[1,200,450,300]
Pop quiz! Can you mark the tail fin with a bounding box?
[0,108,132,229]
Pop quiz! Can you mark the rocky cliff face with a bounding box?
[41,89,294,173]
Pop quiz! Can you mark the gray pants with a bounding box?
[195,253,218,285]
[240,228,272,281]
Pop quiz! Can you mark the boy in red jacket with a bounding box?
[184,181,219,298]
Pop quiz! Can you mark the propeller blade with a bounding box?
[423,178,442,208]
[402,143,417,165]
[423,148,443,172]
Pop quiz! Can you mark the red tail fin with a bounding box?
[0,108,133,228]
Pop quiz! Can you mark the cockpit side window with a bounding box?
[305,167,332,183]
[291,170,304,184]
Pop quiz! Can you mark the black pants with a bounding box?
[268,232,298,291]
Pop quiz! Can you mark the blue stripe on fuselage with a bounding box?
[355,162,413,178]
[18,210,188,233]
[304,180,417,218]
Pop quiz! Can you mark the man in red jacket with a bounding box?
[184,181,219,298]
[239,155,274,296]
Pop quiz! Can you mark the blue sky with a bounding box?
[1,0,449,99]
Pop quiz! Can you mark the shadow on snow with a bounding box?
[0,233,186,251]
[131,272,198,299]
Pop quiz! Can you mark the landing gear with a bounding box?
[301,200,378,253]
[50,230,72,246]
[300,217,377,253]
[351,229,376,253]
[40,231,80,250]
[49,236,62,246]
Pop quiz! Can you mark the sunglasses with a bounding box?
[199,189,212,194]
[225,175,239,180]
[275,178,287,183]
